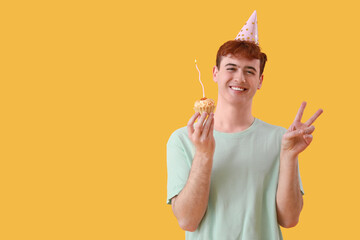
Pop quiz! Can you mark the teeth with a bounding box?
[231,87,245,91]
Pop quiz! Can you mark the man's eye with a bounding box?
[227,68,236,71]
[246,71,255,75]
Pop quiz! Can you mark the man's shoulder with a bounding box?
[168,126,188,139]
[167,126,189,146]
[256,118,287,135]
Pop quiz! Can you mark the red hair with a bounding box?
[216,40,267,75]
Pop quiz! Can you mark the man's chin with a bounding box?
[223,97,251,106]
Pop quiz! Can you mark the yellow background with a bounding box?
[1,0,359,239]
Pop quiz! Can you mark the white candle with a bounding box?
[195,59,205,98]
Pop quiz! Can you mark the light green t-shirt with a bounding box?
[166,118,304,240]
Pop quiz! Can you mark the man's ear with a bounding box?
[258,74,264,89]
[213,66,219,83]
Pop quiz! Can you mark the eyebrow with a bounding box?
[245,66,257,72]
[225,63,238,67]
[224,63,257,72]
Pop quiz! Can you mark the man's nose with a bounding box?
[234,71,246,83]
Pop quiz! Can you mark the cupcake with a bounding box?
[193,60,215,114]
[194,97,216,114]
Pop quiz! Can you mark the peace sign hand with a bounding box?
[281,102,323,158]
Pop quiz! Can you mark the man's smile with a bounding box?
[229,86,248,92]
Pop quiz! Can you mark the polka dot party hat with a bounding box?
[235,10,258,44]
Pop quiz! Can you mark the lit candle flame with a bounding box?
[195,59,205,98]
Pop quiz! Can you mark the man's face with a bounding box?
[213,54,263,105]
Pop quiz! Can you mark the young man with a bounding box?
[166,11,323,240]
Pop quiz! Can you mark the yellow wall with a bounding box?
[1,0,359,239]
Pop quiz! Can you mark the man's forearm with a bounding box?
[276,152,303,228]
[172,151,213,232]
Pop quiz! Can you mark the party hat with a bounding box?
[235,10,258,44]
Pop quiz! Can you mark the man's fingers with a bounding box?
[201,113,214,139]
[194,112,208,137]
[288,124,295,131]
[187,112,200,136]
[208,115,214,138]
[286,126,315,139]
[286,129,304,139]
[305,109,323,126]
[304,125,315,135]
[294,101,307,123]
[303,134,313,145]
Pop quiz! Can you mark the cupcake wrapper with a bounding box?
[195,105,215,114]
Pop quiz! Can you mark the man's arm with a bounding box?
[276,102,323,228]
[171,112,215,232]
[276,153,303,228]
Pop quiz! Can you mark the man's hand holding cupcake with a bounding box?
[189,59,216,156]
[187,112,215,157]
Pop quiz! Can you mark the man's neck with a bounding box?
[214,98,255,133]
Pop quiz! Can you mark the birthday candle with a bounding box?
[195,59,205,98]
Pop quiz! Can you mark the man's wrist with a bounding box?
[195,151,214,161]
[280,150,298,162]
